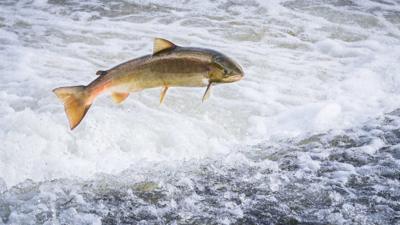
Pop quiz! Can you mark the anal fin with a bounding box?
[112,92,129,104]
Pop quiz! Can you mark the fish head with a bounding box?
[209,53,244,83]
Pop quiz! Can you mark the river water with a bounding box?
[0,0,400,224]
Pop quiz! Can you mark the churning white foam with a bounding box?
[0,0,400,187]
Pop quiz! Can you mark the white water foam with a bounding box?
[0,0,400,190]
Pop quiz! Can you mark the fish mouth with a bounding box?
[223,74,243,83]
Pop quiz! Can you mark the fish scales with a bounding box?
[53,38,243,129]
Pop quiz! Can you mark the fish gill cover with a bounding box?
[0,0,400,224]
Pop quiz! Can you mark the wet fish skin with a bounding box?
[53,38,244,130]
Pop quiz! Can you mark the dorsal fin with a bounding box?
[153,38,176,54]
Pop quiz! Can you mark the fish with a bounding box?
[53,38,244,130]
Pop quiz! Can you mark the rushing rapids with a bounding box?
[0,0,400,224]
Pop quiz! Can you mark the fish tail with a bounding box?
[53,85,93,130]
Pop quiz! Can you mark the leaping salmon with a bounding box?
[53,38,244,130]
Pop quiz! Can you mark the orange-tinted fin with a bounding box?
[53,86,92,130]
[112,92,129,104]
[202,82,212,102]
[160,86,169,104]
[153,38,176,54]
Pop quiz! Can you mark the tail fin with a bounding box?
[53,85,92,130]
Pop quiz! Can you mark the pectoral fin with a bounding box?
[160,86,169,104]
[202,82,212,102]
[111,92,129,104]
